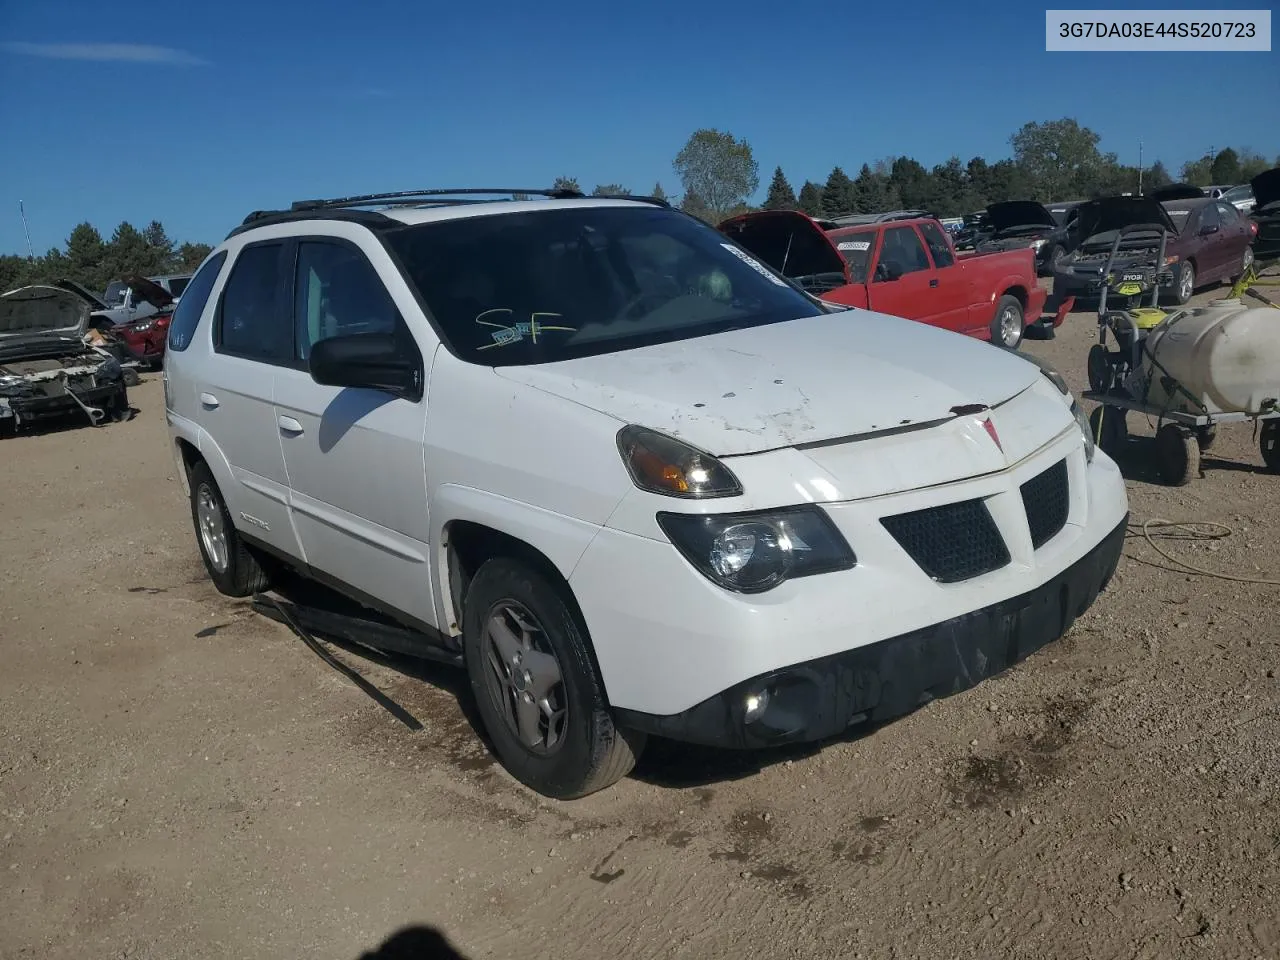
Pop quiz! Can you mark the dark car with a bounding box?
[0,280,131,436]
[973,201,1073,276]
[1249,167,1280,260]
[1052,195,1256,305]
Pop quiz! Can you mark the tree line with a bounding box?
[563,119,1277,226]
[1,221,213,299]
[5,117,1274,296]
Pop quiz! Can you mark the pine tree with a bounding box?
[763,167,797,210]
[797,181,824,217]
[821,167,856,217]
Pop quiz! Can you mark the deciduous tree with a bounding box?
[672,128,760,224]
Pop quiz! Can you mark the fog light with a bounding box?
[744,688,771,723]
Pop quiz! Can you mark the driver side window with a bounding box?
[293,241,401,362]
[875,226,931,281]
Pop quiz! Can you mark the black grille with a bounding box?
[881,500,1010,583]
[1021,460,1069,549]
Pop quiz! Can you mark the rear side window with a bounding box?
[918,221,955,268]
[217,243,290,364]
[167,252,227,352]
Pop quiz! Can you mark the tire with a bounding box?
[1261,421,1280,474]
[1232,246,1255,284]
[462,557,645,800]
[187,460,272,597]
[1196,425,1217,451]
[1090,405,1127,458]
[123,368,141,388]
[0,416,15,439]
[990,294,1024,349]
[1087,344,1112,393]
[1174,261,1196,305]
[1156,423,1200,486]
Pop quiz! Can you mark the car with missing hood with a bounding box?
[164,188,1128,799]
[972,201,1074,276]
[0,280,131,436]
[1051,194,1257,305]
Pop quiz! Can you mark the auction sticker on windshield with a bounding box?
[838,240,872,252]
[720,244,789,286]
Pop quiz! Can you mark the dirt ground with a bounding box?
[2,286,1278,960]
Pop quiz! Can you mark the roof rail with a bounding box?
[288,187,584,211]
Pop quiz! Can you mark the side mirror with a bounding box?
[1200,223,1220,236]
[876,260,904,282]
[309,332,422,401]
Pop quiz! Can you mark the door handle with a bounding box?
[199,393,219,409]
[278,416,304,435]
[929,278,939,287]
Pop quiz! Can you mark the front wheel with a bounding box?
[1087,344,1112,393]
[1156,423,1200,486]
[990,294,1024,350]
[463,558,645,800]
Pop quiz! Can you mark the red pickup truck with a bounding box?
[718,210,1053,349]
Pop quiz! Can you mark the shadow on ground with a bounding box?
[357,926,472,959]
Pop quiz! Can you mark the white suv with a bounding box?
[163,189,1129,799]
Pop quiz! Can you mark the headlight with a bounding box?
[132,320,155,333]
[617,425,742,499]
[1071,400,1095,462]
[1030,238,1047,251]
[657,506,856,593]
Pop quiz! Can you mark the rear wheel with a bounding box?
[1261,421,1280,474]
[1232,246,1254,283]
[188,460,272,596]
[1156,423,1200,486]
[1196,425,1217,451]
[1175,261,1196,305]
[1087,344,1112,393]
[1040,244,1065,276]
[990,295,1024,349]
[463,557,644,799]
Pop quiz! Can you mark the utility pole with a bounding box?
[19,201,34,260]
[1138,140,1144,195]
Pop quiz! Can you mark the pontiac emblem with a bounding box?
[981,417,1003,452]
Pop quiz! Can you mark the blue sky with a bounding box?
[0,0,1276,257]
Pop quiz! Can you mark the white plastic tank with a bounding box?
[1142,299,1280,415]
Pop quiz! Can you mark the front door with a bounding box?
[866,224,947,327]
[197,240,299,558]
[272,235,436,627]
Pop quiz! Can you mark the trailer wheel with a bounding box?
[1089,405,1127,458]
[1156,423,1200,486]
[1195,425,1217,451]
[1260,421,1280,474]
[1087,345,1112,393]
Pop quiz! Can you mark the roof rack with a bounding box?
[227,188,670,240]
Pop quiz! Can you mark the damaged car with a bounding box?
[973,201,1074,276]
[1051,194,1256,305]
[0,280,132,437]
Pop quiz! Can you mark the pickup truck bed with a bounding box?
[718,211,1050,348]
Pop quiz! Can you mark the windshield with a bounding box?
[168,276,191,297]
[104,281,127,305]
[382,206,824,366]
[832,230,876,282]
[1222,185,1253,202]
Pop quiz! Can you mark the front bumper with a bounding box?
[615,514,1125,749]
[0,381,126,426]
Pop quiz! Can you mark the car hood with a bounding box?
[1251,168,1280,212]
[986,201,1057,231]
[0,282,101,340]
[494,312,1041,457]
[717,210,847,280]
[1073,196,1179,241]
[124,274,175,308]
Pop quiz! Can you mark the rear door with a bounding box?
[197,240,300,559]
[865,224,947,326]
[1214,201,1251,277]
[1191,203,1225,279]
